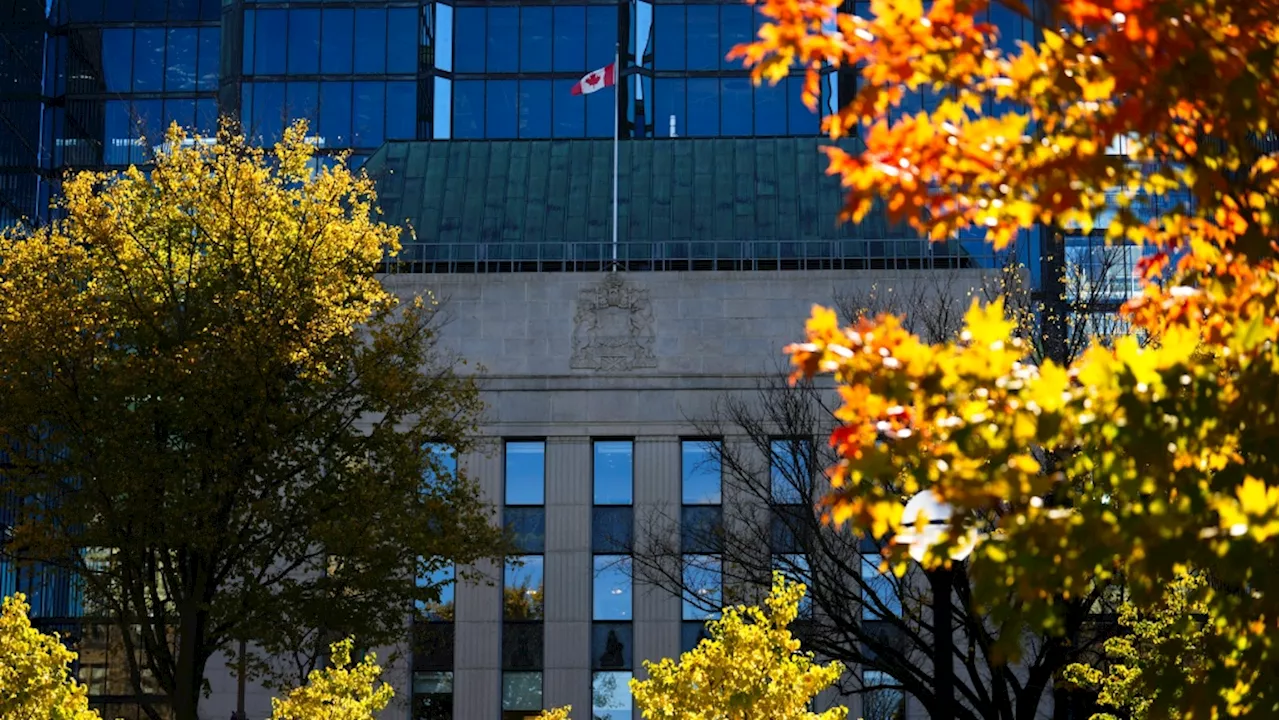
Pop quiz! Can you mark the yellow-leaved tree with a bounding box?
[733,0,1277,718]
[270,639,393,720]
[0,593,100,720]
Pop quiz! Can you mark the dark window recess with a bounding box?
[681,620,712,654]
[412,624,455,671]
[592,506,633,554]
[770,505,810,554]
[502,623,544,670]
[505,508,546,554]
[681,506,723,554]
[592,623,633,670]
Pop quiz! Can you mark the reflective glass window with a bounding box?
[132,99,163,164]
[453,80,484,139]
[102,0,130,21]
[771,505,809,554]
[169,0,199,21]
[682,555,721,620]
[504,556,544,621]
[102,30,132,93]
[721,78,752,136]
[770,438,810,504]
[787,76,820,135]
[591,629,632,670]
[353,81,385,148]
[501,672,542,714]
[250,82,285,145]
[487,6,519,73]
[434,4,453,72]
[422,443,457,487]
[681,620,711,654]
[861,555,901,619]
[415,562,455,621]
[195,99,217,136]
[69,0,104,23]
[681,506,722,554]
[502,622,543,670]
[242,10,255,73]
[654,79,684,138]
[287,9,320,74]
[592,507,633,554]
[505,441,545,506]
[135,0,164,21]
[592,671,633,720]
[433,77,452,139]
[593,441,633,505]
[318,81,352,149]
[387,81,415,140]
[133,29,165,91]
[552,6,585,71]
[505,507,546,554]
[687,78,719,137]
[653,5,684,70]
[321,9,354,74]
[165,28,197,91]
[411,671,453,720]
[686,5,719,71]
[586,91,613,138]
[755,81,787,135]
[519,80,552,138]
[586,6,618,69]
[163,99,195,133]
[681,440,721,504]
[486,80,518,139]
[720,4,752,70]
[592,556,631,621]
[862,671,906,720]
[552,79,584,137]
[521,6,552,72]
[285,81,318,127]
[197,28,219,92]
[387,8,418,73]
[354,9,388,74]
[454,7,485,73]
[253,10,286,74]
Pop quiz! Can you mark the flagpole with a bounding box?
[611,43,620,270]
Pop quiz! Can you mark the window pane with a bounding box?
[250,82,285,145]
[501,672,542,712]
[197,28,219,91]
[194,99,217,136]
[682,555,721,620]
[861,556,901,619]
[653,5,684,70]
[102,30,132,93]
[386,81,415,140]
[387,8,418,73]
[685,5,718,71]
[134,0,163,21]
[454,7,485,72]
[411,671,453,720]
[721,78,752,136]
[285,81,319,127]
[585,6,617,72]
[433,77,452,139]
[552,6,585,71]
[422,443,457,487]
[681,620,711,654]
[287,9,320,74]
[505,507,546,554]
[681,440,721,504]
[592,556,631,621]
[755,81,787,136]
[133,29,164,91]
[654,79,684,138]
[502,622,543,670]
[687,77,718,137]
[169,0,198,21]
[352,81,385,148]
[253,10,285,74]
[593,441,632,504]
[863,671,906,720]
[504,441,544,505]
[586,90,613,138]
[354,9,387,74]
[520,6,552,72]
[486,80,518,139]
[434,4,453,72]
[519,80,551,138]
[681,506,722,554]
[592,671,633,720]
[453,81,484,139]
[504,556,544,621]
[165,28,197,91]
[720,4,752,70]
[486,7,518,73]
[131,100,162,164]
[787,76,819,135]
[162,99,195,134]
[591,625,632,671]
[415,562,455,621]
[320,9,354,74]
[770,439,809,504]
[318,81,352,149]
[592,507,633,554]
[770,505,809,554]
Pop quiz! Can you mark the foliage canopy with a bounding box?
[0,593,99,720]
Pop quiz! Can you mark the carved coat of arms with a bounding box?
[570,273,657,371]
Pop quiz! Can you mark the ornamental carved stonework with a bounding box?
[570,273,657,371]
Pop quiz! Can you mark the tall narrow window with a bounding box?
[503,557,544,720]
[861,555,901,619]
[413,560,454,720]
[862,670,907,720]
[592,439,633,717]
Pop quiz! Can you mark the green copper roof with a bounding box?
[363,138,973,272]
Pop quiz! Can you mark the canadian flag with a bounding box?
[569,62,616,96]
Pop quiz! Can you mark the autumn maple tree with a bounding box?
[735,0,1277,718]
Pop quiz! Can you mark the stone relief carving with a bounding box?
[570,273,657,371]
